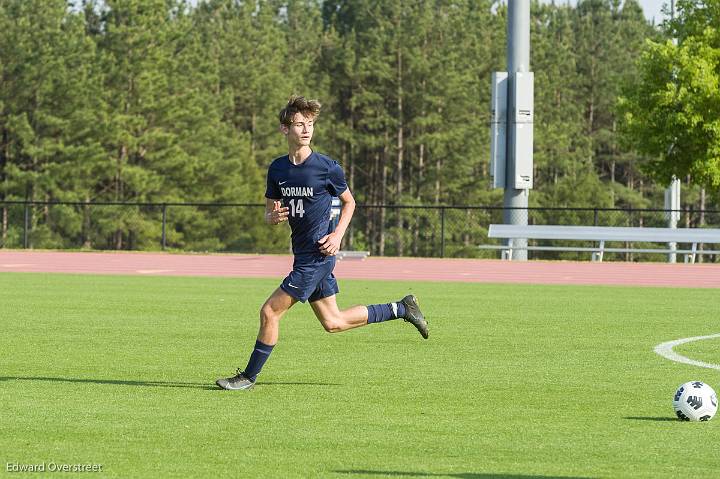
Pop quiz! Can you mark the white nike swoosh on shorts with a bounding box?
[287,283,299,289]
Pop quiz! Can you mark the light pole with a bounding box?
[491,0,534,260]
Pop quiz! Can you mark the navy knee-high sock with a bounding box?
[243,340,274,382]
[367,301,406,324]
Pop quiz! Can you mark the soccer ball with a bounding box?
[673,381,718,421]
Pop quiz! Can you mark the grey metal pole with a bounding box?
[665,177,680,263]
[161,204,167,251]
[440,207,445,258]
[23,202,29,249]
[503,0,531,260]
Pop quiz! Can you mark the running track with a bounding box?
[0,251,719,288]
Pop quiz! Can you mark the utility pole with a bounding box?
[665,0,680,263]
[491,0,533,260]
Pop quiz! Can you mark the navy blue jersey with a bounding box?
[265,152,348,255]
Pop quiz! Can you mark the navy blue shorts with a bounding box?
[280,253,339,303]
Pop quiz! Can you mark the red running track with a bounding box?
[0,250,719,288]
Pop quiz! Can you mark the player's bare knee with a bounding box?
[259,304,280,327]
[320,317,344,333]
[320,316,345,333]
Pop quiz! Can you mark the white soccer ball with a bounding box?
[673,381,718,421]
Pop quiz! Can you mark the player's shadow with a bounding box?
[0,376,339,390]
[336,471,593,479]
[260,381,342,387]
[623,416,678,422]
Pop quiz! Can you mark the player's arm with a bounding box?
[318,188,355,256]
[333,188,355,238]
[265,198,289,225]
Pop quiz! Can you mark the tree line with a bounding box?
[0,0,715,254]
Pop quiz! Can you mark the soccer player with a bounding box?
[216,96,428,390]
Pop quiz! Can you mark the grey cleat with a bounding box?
[401,294,429,339]
[216,369,255,390]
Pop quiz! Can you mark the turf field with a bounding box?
[1,272,719,478]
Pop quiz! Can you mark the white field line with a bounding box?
[654,333,720,371]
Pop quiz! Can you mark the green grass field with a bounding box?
[1,272,719,478]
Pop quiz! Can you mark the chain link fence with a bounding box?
[1,201,719,262]
[346,205,720,262]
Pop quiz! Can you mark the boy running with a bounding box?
[216,96,428,390]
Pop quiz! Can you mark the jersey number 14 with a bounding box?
[288,199,305,218]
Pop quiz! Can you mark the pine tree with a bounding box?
[0,0,105,247]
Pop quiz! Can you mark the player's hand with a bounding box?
[266,201,289,225]
[318,232,341,256]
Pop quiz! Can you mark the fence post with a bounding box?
[593,208,599,226]
[161,204,167,251]
[440,207,446,258]
[23,202,29,249]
